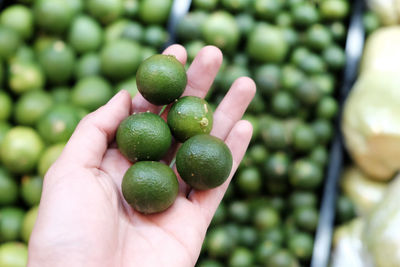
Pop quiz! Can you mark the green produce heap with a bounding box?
[176,0,350,266]
[0,0,172,266]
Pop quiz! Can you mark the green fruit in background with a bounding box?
[0,168,18,206]
[123,0,139,18]
[247,23,288,63]
[36,105,80,144]
[176,134,233,190]
[12,45,35,63]
[38,41,75,85]
[71,76,113,112]
[121,21,145,43]
[34,0,73,34]
[293,124,317,152]
[267,249,299,267]
[101,39,142,81]
[87,0,123,25]
[228,247,254,267]
[202,11,239,52]
[136,54,187,105]
[0,122,10,149]
[115,77,138,97]
[0,92,12,121]
[207,227,235,258]
[236,167,262,196]
[185,40,206,62]
[235,13,255,37]
[289,159,323,190]
[193,0,218,11]
[14,91,53,127]
[253,206,280,230]
[8,61,45,94]
[122,161,178,214]
[117,112,172,161]
[222,0,250,12]
[167,96,213,142]
[254,0,283,20]
[20,175,43,206]
[143,25,169,49]
[38,143,65,177]
[50,86,71,104]
[256,240,279,264]
[0,127,44,174]
[177,11,208,43]
[294,206,319,232]
[306,24,332,51]
[21,206,38,243]
[33,35,57,55]
[74,53,101,79]
[0,5,33,40]
[254,64,281,96]
[220,64,250,93]
[0,26,21,60]
[139,0,172,24]
[104,19,130,43]
[68,15,103,54]
[320,0,349,20]
[0,207,24,242]
[0,242,28,267]
[291,2,319,27]
[197,259,224,267]
[323,45,346,71]
[66,0,84,15]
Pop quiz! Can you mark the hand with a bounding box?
[28,45,256,267]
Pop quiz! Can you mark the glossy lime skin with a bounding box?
[122,161,178,214]
[176,134,233,190]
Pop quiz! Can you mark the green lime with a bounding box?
[87,0,123,25]
[0,207,24,242]
[309,145,328,166]
[320,0,349,20]
[74,53,101,79]
[310,73,335,95]
[21,206,38,243]
[275,12,292,27]
[297,53,326,74]
[38,143,65,177]
[0,122,11,148]
[306,24,332,51]
[39,41,75,85]
[235,13,255,37]
[20,175,43,206]
[263,152,289,182]
[211,203,227,226]
[222,0,250,12]
[33,35,57,55]
[0,5,33,40]
[176,134,233,190]
[136,54,186,105]
[123,0,139,18]
[253,206,280,231]
[289,159,323,190]
[256,240,279,264]
[202,11,240,52]
[220,64,250,93]
[14,91,53,126]
[294,206,319,232]
[281,65,305,92]
[329,22,346,41]
[197,259,224,267]
[71,76,113,112]
[254,64,281,96]
[228,201,251,224]
[13,45,35,62]
[50,86,71,104]
[289,191,317,211]
[261,120,288,150]
[336,195,356,224]
[67,0,84,15]
[363,11,380,35]
[260,227,285,245]
[253,0,283,21]
[288,232,313,261]
[267,249,299,267]
[0,92,12,121]
[141,46,157,61]
[122,161,178,214]
[282,27,299,47]
[207,227,235,258]
[271,91,294,117]
[143,25,169,49]
[236,167,262,196]
[291,3,319,27]
[117,112,172,161]
[121,21,144,43]
[0,168,17,206]
[242,114,260,141]
[0,242,27,267]
[193,0,218,10]
[115,77,138,97]
[167,96,213,142]
[139,0,172,24]
[0,127,44,174]
[294,80,322,106]
[36,105,80,144]
[239,227,258,247]
[0,26,21,60]
[68,15,103,54]
[8,61,45,95]
[293,124,317,153]
[247,23,288,63]
[247,144,268,165]
[104,19,130,43]
[317,96,338,120]
[228,247,254,267]
[177,11,208,42]
[101,39,142,81]
[34,0,73,34]
[312,119,333,144]
[323,45,346,71]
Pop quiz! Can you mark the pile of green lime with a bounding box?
[0,0,174,262]
[117,54,232,214]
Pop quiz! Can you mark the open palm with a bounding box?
[28,45,256,267]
